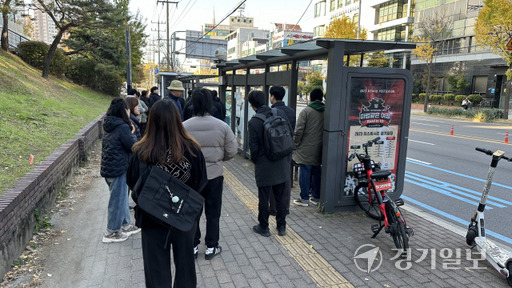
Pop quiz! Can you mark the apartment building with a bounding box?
[33,0,57,45]
[312,0,508,107]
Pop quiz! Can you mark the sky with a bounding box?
[129,0,316,42]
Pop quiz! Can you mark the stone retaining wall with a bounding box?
[0,113,105,278]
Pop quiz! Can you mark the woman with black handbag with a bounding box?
[127,99,207,288]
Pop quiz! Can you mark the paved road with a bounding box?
[405,114,512,245]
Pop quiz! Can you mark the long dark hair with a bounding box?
[106,98,131,126]
[132,99,199,164]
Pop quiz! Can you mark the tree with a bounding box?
[304,71,323,96]
[323,15,367,40]
[1,0,12,51]
[323,15,368,67]
[446,74,469,93]
[34,0,118,78]
[63,1,147,82]
[412,12,453,112]
[475,0,512,118]
[367,51,394,68]
[1,0,22,51]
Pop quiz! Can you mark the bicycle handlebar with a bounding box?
[475,147,512,161]
[347,137,383,162]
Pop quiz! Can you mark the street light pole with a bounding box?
[357,0,362,39]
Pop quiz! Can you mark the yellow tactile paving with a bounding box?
[224,168,354,288]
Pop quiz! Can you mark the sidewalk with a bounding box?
[11,142,511,288]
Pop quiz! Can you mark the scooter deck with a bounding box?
[475,238,512,269]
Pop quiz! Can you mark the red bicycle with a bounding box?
[348,137,413,255]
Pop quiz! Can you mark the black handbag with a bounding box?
[137,164,204,232]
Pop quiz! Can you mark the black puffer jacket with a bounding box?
[100,116,137,178]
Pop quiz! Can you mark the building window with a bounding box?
[330,0,336,11]
[314,25,326,37]
[377,0,408,24]
[353,13,359,25]
[472,76,487,93]
[314,1,326,18]
[376,27,404,41]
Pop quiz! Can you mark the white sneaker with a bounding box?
[102,231,128,243]
[122,224,141,236]
[194,246,199,259]
[205,246,222,260]
[293,198,309,207]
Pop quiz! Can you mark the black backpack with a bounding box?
[254,108,295,161]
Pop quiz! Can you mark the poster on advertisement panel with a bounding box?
[346,77,405,192]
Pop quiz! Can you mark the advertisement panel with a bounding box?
[346,77,406,193]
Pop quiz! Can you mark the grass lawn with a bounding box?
[0,50,112,194]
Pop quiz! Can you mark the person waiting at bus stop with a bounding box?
[293,88,325,207]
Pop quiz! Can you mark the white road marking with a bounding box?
[406,157,432,165]
[409,139,435,146]
[412,122,440,127]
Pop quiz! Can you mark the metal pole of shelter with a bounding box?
[321,41,347,213]
[230,73,236,135]
[289,59,298,112]
[243,69,250,158]
[263,64,269,104]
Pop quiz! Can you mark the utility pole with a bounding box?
[157,0,178,71]
[151,18,165,69]
[126,25,132,90]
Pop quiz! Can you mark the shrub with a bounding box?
[443,94,455,105]
[411,93,418,102]
[455,95,466,104]
[66,58,122,96]
[418,93,426,103]
[17,41,68,77]
[427,107,502,122]
[429,94,442,104]
[17,41,48,69]
[468,94,483,106]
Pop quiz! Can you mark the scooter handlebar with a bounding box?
[475,147,493,155]
[475,147,512,161]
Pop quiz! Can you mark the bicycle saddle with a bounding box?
[370,170,391,180]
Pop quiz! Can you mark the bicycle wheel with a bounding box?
[354,185,383,220]
[387,203,409,256]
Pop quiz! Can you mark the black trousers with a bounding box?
[141,223,197,288]
[269,160,293,214]
[258,182,287,229]
[194,176,223,248]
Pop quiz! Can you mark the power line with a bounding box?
[174,0,247,55]
[283,0,313,40]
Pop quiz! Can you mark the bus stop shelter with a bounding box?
[216,39,417,213]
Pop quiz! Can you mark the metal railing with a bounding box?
[6,28,30,50]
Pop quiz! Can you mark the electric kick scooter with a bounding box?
[466,147,512,286]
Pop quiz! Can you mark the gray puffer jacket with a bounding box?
[183,115,238,180]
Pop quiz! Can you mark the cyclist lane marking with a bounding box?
[406,158,512,191]
[404,171,510,209]
[401,196,512,247]
[410,127,512,145]
[223,168,354,288]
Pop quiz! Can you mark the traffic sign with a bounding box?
[507,38,512,51]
